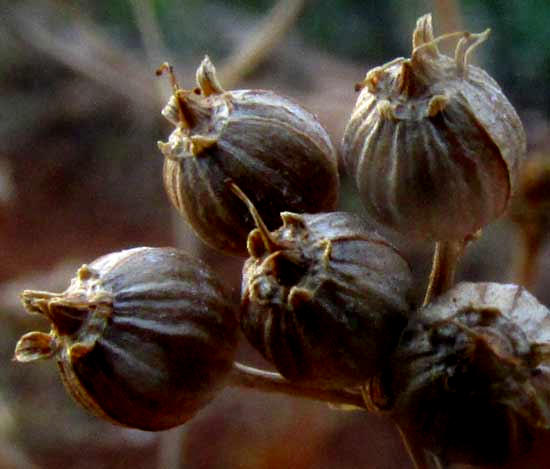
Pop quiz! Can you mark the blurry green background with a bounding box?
[41,0,550,110]
[0,1,549,468]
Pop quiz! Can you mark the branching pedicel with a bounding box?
[14,13,550,469]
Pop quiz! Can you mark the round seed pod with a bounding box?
[14,247,239,431]
[237,187,413,388]
[157,57,339,256]
[341,14,526,241]
[368,282,550,466]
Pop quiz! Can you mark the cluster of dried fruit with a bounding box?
[14,14,550,467]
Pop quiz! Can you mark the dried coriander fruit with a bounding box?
[157,57,339,256]
[367,282,550,466]
[341,14,526,241]
[14,247,239,431]
[236,186,413,388]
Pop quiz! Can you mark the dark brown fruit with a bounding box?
[14,247,239,431]
[240,205,413,388]
[368,282,550,466]
[157,57,339,256]
[341,14,525,241]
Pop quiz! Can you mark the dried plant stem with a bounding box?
[513,223,544,290]
[129,0,174,104]
[397,425,445,469]
[157,427,187,469]
[229,362,365,408]
[423,239,467,306]
[9,3,156,111]
[219,0,307,88]
[427,453,445,469]
[431,0,463,40]
[396,425,431,469]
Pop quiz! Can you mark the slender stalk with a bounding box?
[228,362,366,408]
[8,2,157,111]
[415,235,477,468]
[157,427,187,469]
[129,0,173,103]
[219,0,307,88]
[396,424,431,469]
[423,238,468,306]
[396,424,446,469]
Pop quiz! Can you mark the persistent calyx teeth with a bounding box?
[190,135,217,155]
[69,342,94,360]
[428,94,448,117]
[14,331,57,362]
[288,287,313,310]
[196,55,225,96]
[20,290,57,316]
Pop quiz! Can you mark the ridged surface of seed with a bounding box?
[382,282,550,465]
[64,248,238,430]
[162,90,339,256]
[241,212,413,387]
[341,17,525,241]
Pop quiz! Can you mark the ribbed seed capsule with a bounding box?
[14,247,238,431]
[157,57,339,256]
[237,188,413,388]
[368,282,550,466]
[342,14,526,240]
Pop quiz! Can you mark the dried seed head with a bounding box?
[342,14,526,241]
[157,56,339,256]
[369,282,550,465]
[14,247,239,431]
[237,187,413,387]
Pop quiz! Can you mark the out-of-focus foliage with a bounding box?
[459,0,550,113]
[70,0,549,115]
[294,0,550,114]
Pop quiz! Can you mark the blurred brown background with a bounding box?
[1,1,549,468]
